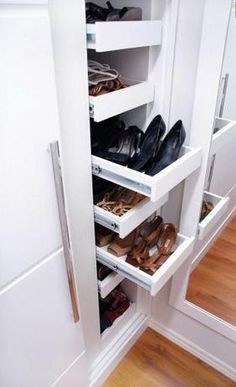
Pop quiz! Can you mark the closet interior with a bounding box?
[82,0,201,340]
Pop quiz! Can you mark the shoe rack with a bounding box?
[49,0,234,379]
[86,0,201,300]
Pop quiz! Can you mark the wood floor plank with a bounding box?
[103,328,235,387]
[187,216,236,325]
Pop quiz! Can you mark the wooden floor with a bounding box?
[103,328,234,387]
[187,216,236,325]
[104,218,236,386]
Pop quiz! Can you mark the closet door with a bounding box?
[0,3,88,386]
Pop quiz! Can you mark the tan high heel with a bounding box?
[107,228,139,257]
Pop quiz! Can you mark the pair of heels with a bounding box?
[96,185,144,216]
[92,114,186,176]
[86,1,142,24]
[127,217,177,275]
[99,287,130,333]
[91,116,143,166]
[128,115,186,176]
[96,224,139,256]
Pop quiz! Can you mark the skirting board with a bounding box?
[149,319,236,382]
[90,313,148,387]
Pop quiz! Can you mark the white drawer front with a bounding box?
[89,80,154,122]
[87,20,162,52]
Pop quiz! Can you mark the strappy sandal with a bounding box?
[107,228,139,257]
[96,186,127,210]
[111,191,144,216]
[140,223,177,275]
[127,216,163,260]
[95,224,116,247]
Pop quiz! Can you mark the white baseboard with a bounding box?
[90,312,147,387]
[149,319,236,382]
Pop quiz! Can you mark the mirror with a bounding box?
[186,3,236,326]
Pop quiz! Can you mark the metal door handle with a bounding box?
[50,141,79,323]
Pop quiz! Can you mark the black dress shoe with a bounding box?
[86,2,109,23]
[105,1,142,21]
[93,176,115,204]
[86,1,142,23]
[98,125,143,166]
[91,116,125,156]
[128,115,166,172]
[146,120,186,176]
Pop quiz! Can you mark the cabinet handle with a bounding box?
[50,141,79,323]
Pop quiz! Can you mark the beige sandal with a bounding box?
[107,228,139,257]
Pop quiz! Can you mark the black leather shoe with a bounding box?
[128,115,166,172]
[98,125,143,166]
[106,2,142,21]
[93,176,115,204]
[91,116,125,156]
[146,120,186,176]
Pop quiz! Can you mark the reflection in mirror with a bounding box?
[187,216,236,326]
[188,3,236,326]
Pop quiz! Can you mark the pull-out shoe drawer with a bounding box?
[92,146,202,202]
[96,234,195,296]
[198,191,230,240]
[98,272,124,299]
[94,193,168,239]
[211,117,236,156]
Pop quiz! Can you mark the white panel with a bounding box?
[51,352,88,387]
[0,250,86,387]
[87,21,162,52]
[0,7,61,286]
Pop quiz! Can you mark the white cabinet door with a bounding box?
[0,5,62,286]
[0,250,88,387]
[0,5,88,386]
